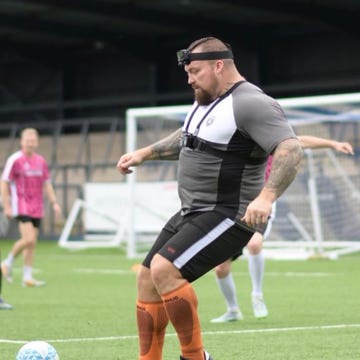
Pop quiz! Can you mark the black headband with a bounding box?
[176,49,233,66]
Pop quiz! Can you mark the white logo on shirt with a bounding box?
[206,115,216,126]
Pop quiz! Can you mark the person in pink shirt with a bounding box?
[1,128,61,287]
[211,135,354,322]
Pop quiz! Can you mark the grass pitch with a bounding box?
[1,240,359,359]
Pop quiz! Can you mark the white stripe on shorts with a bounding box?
[173,217,235,269]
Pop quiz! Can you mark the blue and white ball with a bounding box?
[16,341,59,360]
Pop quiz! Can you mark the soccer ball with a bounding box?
[16,341,59,360]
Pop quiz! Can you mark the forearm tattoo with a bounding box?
[265,138,303,199]
[150,128,183,160]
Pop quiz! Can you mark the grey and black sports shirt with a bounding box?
[178,81,296,228]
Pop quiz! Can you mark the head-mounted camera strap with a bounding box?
[177,49,233,66]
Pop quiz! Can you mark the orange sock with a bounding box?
[161,282,204,360]
[136,300,169,360]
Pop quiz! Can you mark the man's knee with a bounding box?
[22,237,37,247]
[137,266,154,291]
[150,254,182,291]
[215,260,231,278]
[247,232,263,254]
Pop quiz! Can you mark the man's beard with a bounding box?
[194,88,214,105]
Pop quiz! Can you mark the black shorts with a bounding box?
[16,215,41,228]
[142,210,253,283]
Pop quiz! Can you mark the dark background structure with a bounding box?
[0,0,360,125]
[0,0,359,240]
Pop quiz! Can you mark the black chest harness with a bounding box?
[181,82,267,165]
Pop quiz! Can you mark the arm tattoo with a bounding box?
[150,128,183,160]
[265,138,303,199]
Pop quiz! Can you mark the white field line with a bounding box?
[8,267,335,277]
[73,268,134,274]
[71,268,335,277]
[235,271,335,277]
[1,324,359,344]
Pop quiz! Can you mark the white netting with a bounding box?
[268,119,360,245]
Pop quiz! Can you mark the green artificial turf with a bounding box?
[1,240,359,359]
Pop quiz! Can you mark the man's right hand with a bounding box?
[116,147,151,175]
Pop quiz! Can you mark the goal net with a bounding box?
[265,94,360,259]
[124,94,360,259]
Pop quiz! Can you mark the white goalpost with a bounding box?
[59,93,360,259]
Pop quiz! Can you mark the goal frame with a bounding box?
[124,93,360,259]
